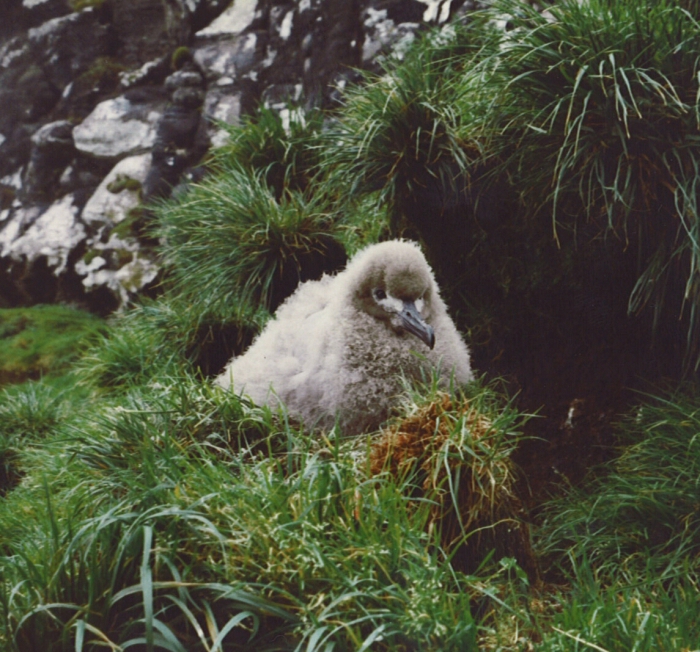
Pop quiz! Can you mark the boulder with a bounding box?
[1,0,70,40]
[0,205,43,262]
[110,0,191,66]
[362,5,423,66]
[75,233,159,308]
[73,96,163,159]
[119,57,171,90]
[193,32,259,82]
[0,54,59,134]
[27,8,116,91]
[203,89,242,146]
[81,153,151,228]
[195,0,258,38]
[0,194,85,276]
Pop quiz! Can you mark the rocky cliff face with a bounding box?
[0,0,471,314]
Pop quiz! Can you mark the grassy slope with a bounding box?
[1,373,508,650]
[3,1,700,649]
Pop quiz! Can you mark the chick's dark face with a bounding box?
[354,263,435,349]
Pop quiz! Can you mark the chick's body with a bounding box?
[216,240,472,434]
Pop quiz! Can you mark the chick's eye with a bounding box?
[374,288,387,301]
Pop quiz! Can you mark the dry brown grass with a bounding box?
[370,392,539,581]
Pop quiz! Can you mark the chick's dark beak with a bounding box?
[399,300,435,349]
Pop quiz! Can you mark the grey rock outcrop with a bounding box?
[81,154,151,228]
[0,0,469,313]
[21,120,75,202]
[142,63,209,199]
[73,97,163,159]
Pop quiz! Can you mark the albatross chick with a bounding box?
[215,240,473,434]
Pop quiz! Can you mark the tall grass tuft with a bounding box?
[480,0,700,365]
[324,26,484,209]
[321,25,501,280]
[157,163,346,314]
[0,381,75,494]
[77,297,268,388]
[214,106,324,197]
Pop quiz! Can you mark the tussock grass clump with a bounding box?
[322,26,501,278]
[77,297,267,389]
[324,26,485,207]
[0,382,66,494]
[480,0,700,365]
[157,164,347,314]
[76,304,182,391]
[215,106,324,197]
[371,384,537,580]
[0,381,69,442]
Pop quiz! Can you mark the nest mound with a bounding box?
[370,393,538,581]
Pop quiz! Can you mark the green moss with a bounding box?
[82,248,102,266]
[0,306,105,386]
[112,206,146,240]
[115,248,135,268]
[68,0,106,11]
[171,46,193,71]
[106,174,142,195]
[17,66,45,87]
[76,56,126,90]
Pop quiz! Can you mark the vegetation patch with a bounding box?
[75,56,126,93]
[106,174,142,195]
[157,162,347,314]
[4,2,700,650]
[0,305,105,386]
[216,106,324,198]
[371,386,537,580]
[171,46,193,71]
[0,378,484,651]
[0,381,73,495]
[539,388,700,582]
[76,297,267,389]
[481,388,700,651]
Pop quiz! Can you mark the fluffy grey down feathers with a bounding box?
[215,240,473,434]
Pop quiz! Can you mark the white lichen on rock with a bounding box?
[73,97,161,159]
[81,154,151,226]
[3,195,85,274]
[196,0,258,37]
